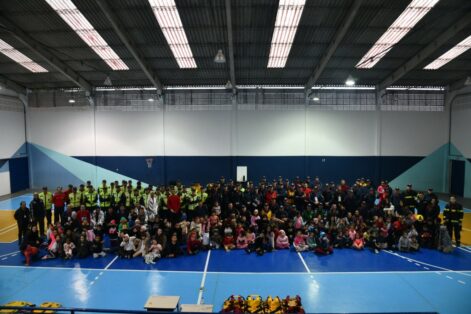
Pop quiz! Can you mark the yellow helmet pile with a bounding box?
[222,295,305,313]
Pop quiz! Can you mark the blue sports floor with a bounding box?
[1,194,471,313]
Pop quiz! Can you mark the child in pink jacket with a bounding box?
[276,229,290,249]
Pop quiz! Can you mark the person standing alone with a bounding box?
[443,195,464,247]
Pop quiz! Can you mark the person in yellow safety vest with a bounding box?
[124,187,132,209]
[84,186,98,210]
[78,184,86,207]
[113,188,123,208]
[200,187,208,204]
[97,179,108,194]
[99,186,111,209]
[159,190,169,219]
[68,186,82,211]
[109,182,116,195]
[131,189,143,208]
[187,188,200,221]
[39,186,53,227]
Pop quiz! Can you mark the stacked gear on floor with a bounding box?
[33,302,62,313]
[0,301,35,313]
[221,295,305,313]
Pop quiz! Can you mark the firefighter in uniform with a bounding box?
[443,195,464,247]
[39,187,53,227]
[401,184,417,214]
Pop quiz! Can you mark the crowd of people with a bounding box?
[14,176,464,266]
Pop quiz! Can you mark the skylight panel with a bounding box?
[45,0,129,70]
[424,35,471,69]
[0,39,48,73]
[267,0,306,68]
[148,0,197,68]
[356,0,439,69]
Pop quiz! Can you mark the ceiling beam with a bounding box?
[0,74,27,95]
[377,11,471,92]
[448,76,471,92]
[225,0,236,94]
[0,15,93,93]
[96,0,163,95]
[304,0,363,93]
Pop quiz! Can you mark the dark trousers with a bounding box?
[45,210,52,227]
[17,223,27,245]
[34,216,45,236]
[54,206,64,224]
[447,222,461,245]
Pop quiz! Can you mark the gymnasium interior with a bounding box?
[0,0,471,313]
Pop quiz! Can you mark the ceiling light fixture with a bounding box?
[45,0,128,70]
[0,39,48,73]
[424,35,471,70]
[68,99,76,103]
[148,98,155,102]
[345,75,355,86]
[356,0,439,69]
[148,0,197,68]
[214,49,226,63]
[267,0,306,68]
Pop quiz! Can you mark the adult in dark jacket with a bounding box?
[30,192,45,236]
[14,201,30,245]
[443,196,464,247]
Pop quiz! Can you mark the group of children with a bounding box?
[19,176,459,266]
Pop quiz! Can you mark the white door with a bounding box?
[236,166,247,182]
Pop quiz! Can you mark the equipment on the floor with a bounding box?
[221,295,305,313]
[33,302,62,313]
[0,301,35,313]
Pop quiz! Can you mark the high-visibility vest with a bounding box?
[85,190,97,207]
[68,192,81,208]
[188,195,200,211]
[39,192,53,210]
[124,192,132,207]
[99,190,111,208]
[98,184,108,194]
[77,190,86,205]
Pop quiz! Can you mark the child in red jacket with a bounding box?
[187,229,202,255]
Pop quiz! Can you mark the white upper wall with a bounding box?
[27,107,95,156]
[26,106,449,157]
[380,111,449,156]
[451,94,471,158]
[0,96,26,159]
[95,110,164,156]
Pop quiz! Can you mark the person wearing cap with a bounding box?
[99,185,111,209]
[68,186,81,212]
[29,192,45,236]
[401,184,417,214]
[38,186,53,227]
[443,195,464,247]
[52,186,66,224]
[84,185,98,211]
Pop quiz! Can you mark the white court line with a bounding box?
[197,250,211,305]
[384,250,471,278]
[1,264,470,276]
[457,247,471,254]
[0,250,20,258]
[104,256,118,270]
[0,225,17,235]
[458,280,466,284]
[297,252,311,274]
[0,224,16,232]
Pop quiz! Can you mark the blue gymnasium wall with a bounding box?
[27,107,450,190]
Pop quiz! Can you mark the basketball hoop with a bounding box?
[146,158,153,169]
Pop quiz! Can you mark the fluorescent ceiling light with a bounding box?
[148,98,155,102]
[424,35,471,69]
[148,0,197,68]
[267,0,306,68]
[311,86,375,90]
[356,0,439,69]
[68,99,76,103]
[45,0,128,70]
[0,39,48,73]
